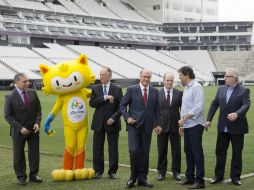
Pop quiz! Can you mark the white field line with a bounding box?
[1,145,253,183]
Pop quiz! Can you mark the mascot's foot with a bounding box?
[51,168,95,181]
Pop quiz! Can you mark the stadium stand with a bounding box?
[103,0,148,22]
[68,45,145,80]
[210,51,254,81]
[107,48,181,81]
[0,0,7,6]
[75,0,119,20]
[0,0,253,86]
[172,50,216,81]
[45,2,71,14]
[137,49,210,81]
[0,46,54,79]
[58,0,88,15]
[0,43,216,82]
[0,61,17,80]
[6,0,50,11]
[34,43,124,79]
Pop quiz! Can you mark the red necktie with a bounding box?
[143,88,148,106]
[22,91,30,109]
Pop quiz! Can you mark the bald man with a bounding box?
[120,69,162,188]
[157,72,183,181]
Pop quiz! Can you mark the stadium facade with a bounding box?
[129,0,218,23]
[0,0,253,86]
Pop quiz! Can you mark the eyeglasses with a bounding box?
[21,80,30,83]
[224,75,235,78]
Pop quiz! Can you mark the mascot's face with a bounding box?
[40,54,95,95]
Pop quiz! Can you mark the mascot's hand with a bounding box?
[44,114,56,137]
[42,87,50,95]
[85,88,92,98]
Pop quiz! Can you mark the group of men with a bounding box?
[4,66,250,189]
[82,66,251,189]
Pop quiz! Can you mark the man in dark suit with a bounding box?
[120,69,162,188]
[206,68,250,186]
[89,67,123,179]
[4,73,42,185]
[157,72,182,181]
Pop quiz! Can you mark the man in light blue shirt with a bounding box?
[178,66,205,189]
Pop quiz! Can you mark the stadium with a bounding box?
[0,0,253,190]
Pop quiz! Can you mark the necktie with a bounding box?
[22,91,30,109]
[167,90,170,105]
[103,85,107,95]
[143,88,148,106]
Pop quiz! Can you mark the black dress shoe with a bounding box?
[126,179,135,188]
[173,173,181,181]
[94,173,102,179]
[138,181,154,188]
[180,179,195,185]
[29,176,43,183]
[210,177,223,184]
[188,182,205,189]
[232,180,241,186]
[18,179,27,185]
[157,174,165,181]
[109,173,117,179]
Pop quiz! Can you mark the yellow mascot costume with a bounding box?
[40,54,96,181]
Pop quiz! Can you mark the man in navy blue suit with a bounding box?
[206,68,250,186]
[120,69,162,188]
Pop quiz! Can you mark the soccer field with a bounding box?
[0,86,253,190]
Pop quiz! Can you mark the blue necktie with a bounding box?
[103,85,107,95]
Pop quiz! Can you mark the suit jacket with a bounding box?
[4,88,42,137]
[207,84,250,134]
[120,84,160,135]
[159,88,182,133]
[89,82,123,133]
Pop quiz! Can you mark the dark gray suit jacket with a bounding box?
[159,88,182,133]
[207,84,250,134]
[4,88,42,137]
[120,84,160,135]
[89,83,123,133]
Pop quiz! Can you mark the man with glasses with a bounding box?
[206,68,250,186]
[4,73,43,185]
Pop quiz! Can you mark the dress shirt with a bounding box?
[180,80,205,128]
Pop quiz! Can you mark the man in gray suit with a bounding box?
[120,69,162,188]
[157,72,182,181]
[4,73,42,185]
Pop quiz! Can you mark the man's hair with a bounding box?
[14,73,27,81]
[140,69,152,76]
[178,66,195,79]
[225,68,239,82]
[163,72,174,80]
[101,67,112,77]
